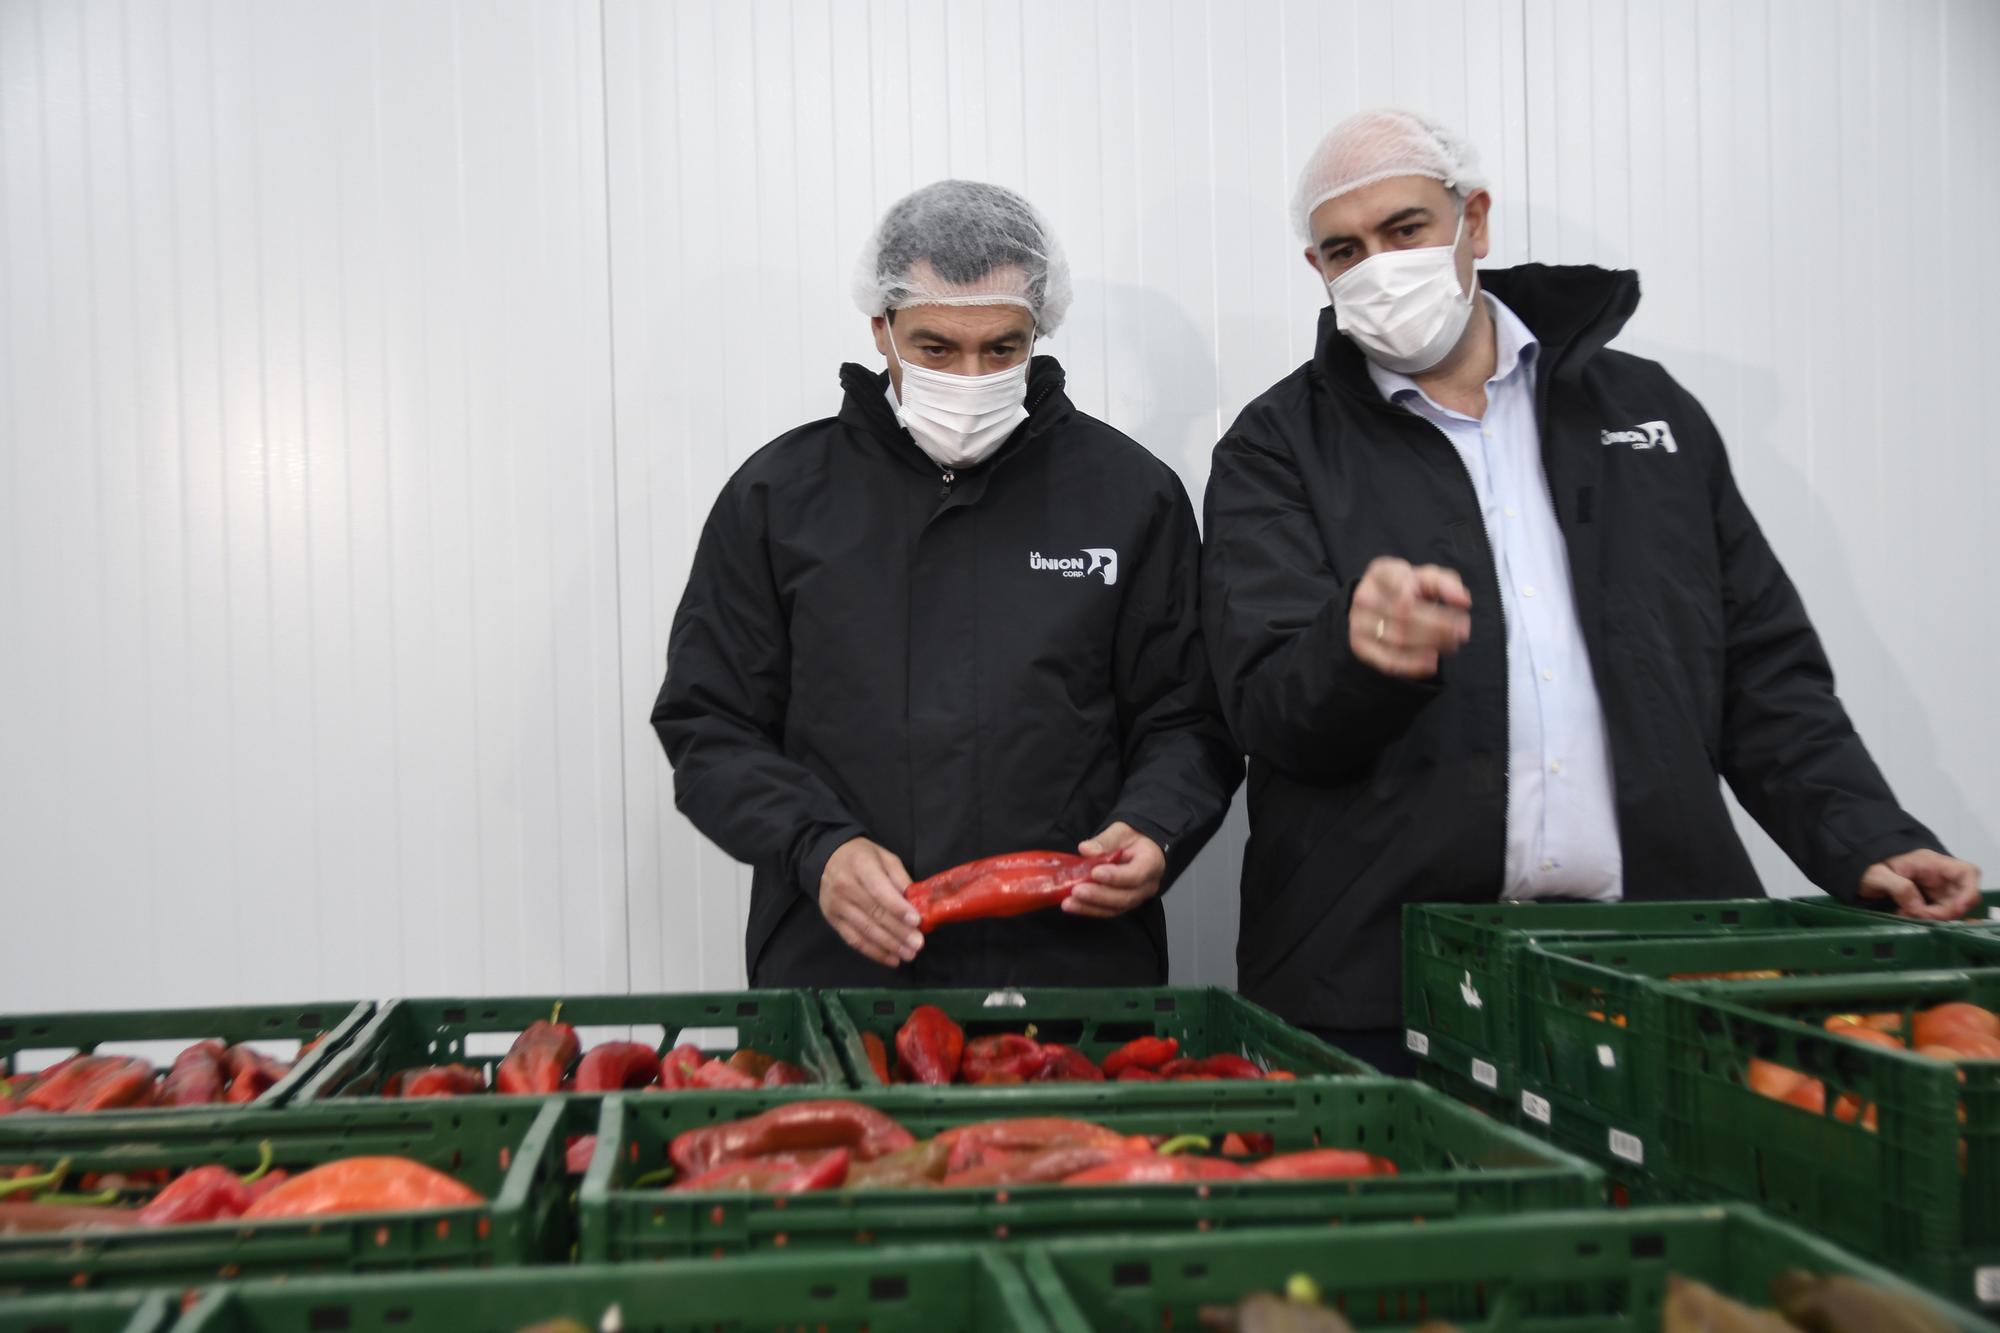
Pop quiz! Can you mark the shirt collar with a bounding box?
[1366,291,1540,409]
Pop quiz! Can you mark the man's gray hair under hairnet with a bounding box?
[852,180,1074,335]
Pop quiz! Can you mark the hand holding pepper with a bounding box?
[1063,822,1167,919]
[819,837,924,968]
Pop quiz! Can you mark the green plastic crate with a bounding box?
[1020,1204,1990,1331]
[577,1078,1602,1261]
[172,1245,1049,1333]
[0,1003,373,1111]
[822,985,1371,1087]
[1815,890,2000,933]
[293,990,844,1101]
[0,1097,569,1295]
[1402,897,1878,1105]
[1513,926,2000,1186]
[1659,968,2000,1310]
[0,1290,176,1333]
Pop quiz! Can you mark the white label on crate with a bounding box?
[981,991,1028,1009]
[1459,970,1485,1009]
[1522,1091,1552,1125]
[1406,1029,1431,1055]
[1472,1058,1499,1089]
[1609,1129,1645,1166]
[1597,1043,1617,1069]
[1976,1267,2000,1304]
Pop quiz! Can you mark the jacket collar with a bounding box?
[836,355,1073,477]
[1314,263,1642,408]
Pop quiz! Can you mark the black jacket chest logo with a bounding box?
[1028,548,1119,587]
[1600,420,1679,453]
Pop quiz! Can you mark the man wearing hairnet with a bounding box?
[655,181,1240,987]
[1201,109,1980,1072]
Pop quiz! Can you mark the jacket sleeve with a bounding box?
[1103,480,1244,888]
[1694,390,1942,899]
[652,478,866,900]
[1200,419,1441,785]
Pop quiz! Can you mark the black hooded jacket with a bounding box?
[655,357,1242,987]
[1202,264,1941,1029]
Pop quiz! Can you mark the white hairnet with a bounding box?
[1292,108,1489,241]
[852,180,1073,335]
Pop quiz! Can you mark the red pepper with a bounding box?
[25,1056,156,1112]
[844,1138,951,1188]
[398,1064,486,1098]
[687,1060,758,1090]
[157,1041,227,1106]
[0,1202,147,1234]
[760,1059,812,1087]
[725,1050,775,1081]
[245,1169,289,1201]
[937,1118,1131,1175]
[903,849,1127,931]
[894,1005,965,1085]
[1100,1035,1178,1077]
[222,1047,285,1104]
[960,1034,1043,1085]
[655,1043,707,1090]
[564,1135,596,1175]
[1220,1132,1276,1157]
[1115,1067,1163,1082]
[1248,1149,1396,1179]
[1159,1053,1265,1081]
[1032,1044,1105,1082]
[859,1031,892,1084]
[671,1147,850,1194]
[495,1018,580,1095]
[140,1141,278,1226]
[941,1142,1126,1188]
[240,1157,483,1218]
[571,1043,661,1093]
[668,1100,915,1177]
[1064,1153,1250,1185]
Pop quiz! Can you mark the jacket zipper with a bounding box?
[937,468,955,498]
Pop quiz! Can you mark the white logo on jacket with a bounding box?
[1600,420,1678,453]
[1029,548,1119,587]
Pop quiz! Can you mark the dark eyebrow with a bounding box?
[904,327,958,346]
[1318,206,1434,255]
[983,333,1026,351]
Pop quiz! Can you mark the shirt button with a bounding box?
[1504,506,1518,518]
[1481,427,1493,438]
[1540,859,1556,872]
[1542,669,1554,682]
[1522,585,1537,598]
[1549,760,1563,775]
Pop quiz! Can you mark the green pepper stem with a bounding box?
[630,1166,676,1188]
[35,1188,119,1206]
[240,1140,275,1186]
[0,1157,72,1200]
[1156,1135,1210,1157]
[550,1000,564,1025]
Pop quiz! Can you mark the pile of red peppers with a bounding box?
[642,1099,1396,1195]
[872,1005,1298,1086]
[0,1038,313,1116]
[0,1143,484,1234]
[378,1009,814,1099]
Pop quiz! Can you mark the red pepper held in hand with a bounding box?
[571,1043,661,1093]
[1101,1035,1178,1077]
[668,1100,914,1177]
[496,1015,581,1095]
[894,1006,965,1085]
[903,849,1128,931]
[241,1157,483,1219]
[398,1065,486,1098]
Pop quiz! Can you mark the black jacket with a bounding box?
[655,357,1241,988]
[1201,264,1940,1029]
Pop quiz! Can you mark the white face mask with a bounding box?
[886,319,1032,470]
[1324,210,1476,375]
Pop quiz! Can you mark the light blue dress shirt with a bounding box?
[1367,293,1624,902]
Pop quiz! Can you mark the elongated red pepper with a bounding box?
[571,1042,661,1093]
[1032,1044,1105,1082]
[1064,1153,1250,1185]
[941,1142,1126,1188]
[138,1142,275,1226]
[960,1034,1042,1085]
[670,1147,850,1194]
[25,1056,155,1112]
[726,1050,775,1081]
[495,1018,580,1095]
[859,1031,892,1084]
[241,1157,483,1219]
[904,850,1126,931]
[760,1059,812,1087]
[158,1042,227,1106]
[222,1047,285,1104]
[0,1201,147,1234]
[1220,1132,1276,1157]
[655,1043,707,1090]
[565,1135,596,1175]
[1100,1035,1178,1077]
[937,1118,1131,1175]
[843,1138,951,1189]
[1247,1148,1395,1180]
[1159,1053,1265,1081]
[398,1064,486,1098]
[668,1100,914,1177]
[1115,1067,1162,1082]
[895,1005,965,1085]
